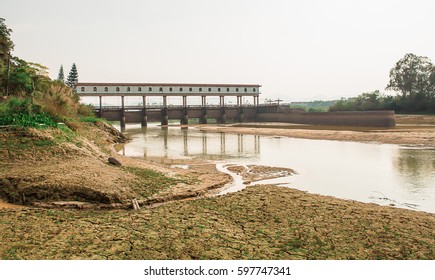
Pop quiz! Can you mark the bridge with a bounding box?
[77,82,263,128]
[77,82,396,128]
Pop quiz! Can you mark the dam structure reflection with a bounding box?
[119,126,260,161]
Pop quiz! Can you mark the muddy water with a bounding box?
[119,124,435,213]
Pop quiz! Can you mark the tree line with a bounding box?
[330,53,435,113]
[0,18,91,127]
[1,18,78,97]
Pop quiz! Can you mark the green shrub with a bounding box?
[79,116,104,123]
[0,97,57,127]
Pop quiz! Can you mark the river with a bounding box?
[117,124,435,213]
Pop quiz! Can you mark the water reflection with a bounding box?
[119,124,435,213]
[393,147,435,193]
[119,126,260,160]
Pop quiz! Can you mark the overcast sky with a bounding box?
[3,0,435,101]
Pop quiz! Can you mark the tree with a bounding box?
[386,53,434,99]
[5,57,50,96]
[1,18,14,95]
[430,67,435,86]
[57,65,64,82]
[66,63,78,89]
[0,18,14,64]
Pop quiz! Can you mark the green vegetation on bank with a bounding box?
[0,98,57,127]
[330,54,435,113]
[124,167,182,198]
[0,18,94,129]
[290,100,338,112]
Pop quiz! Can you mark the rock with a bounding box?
[108,157,122,166]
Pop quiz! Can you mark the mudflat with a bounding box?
[197,115,435,146]
[0,115,434,259]
[1,184,433,260]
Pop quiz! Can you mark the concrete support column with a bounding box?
[238,107,244,123]
[200,107,208,124]
[219,96,225,107]
[181,108,189,125]
[201,96,206,107]
[181,96,188,125]
[253,95,257,106]
[161,95,168,125]
[120,96,126,130]
[142,95,147,128]
[161,108,168,126]
[99,96,103,118]
[220,107,226,124]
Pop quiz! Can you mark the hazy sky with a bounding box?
[3,0,435,101]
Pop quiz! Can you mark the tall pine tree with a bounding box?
[66,63,78,89]
[57,64,64,82]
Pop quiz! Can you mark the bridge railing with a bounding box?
[92,104,264,110]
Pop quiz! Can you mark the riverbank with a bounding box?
[197,114,435,146]
[1,118,434,259]
[0,122,230,209]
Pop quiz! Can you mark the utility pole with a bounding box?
[275,98,283,105]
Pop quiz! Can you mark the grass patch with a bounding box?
[79,117,106,123]
[0,125,78,156]
[123,166,181,198]
[0,185,434,260]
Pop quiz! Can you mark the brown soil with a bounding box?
[0,122,229,208]
[0,200,23,209]
[227,164,295,184]
[0,185,433,260]
[0,116,434,260]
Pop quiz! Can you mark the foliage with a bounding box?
[0,97,57,127]
[0,19,95,128]
[331,54,435,113]
[430,67,435,86]
[330,90,435,113]
[66,63,78,89]
[386,53,434,99]
[330,91,387,111]
[79,116,105,123]
[291,100,337,112]
[1,56,51,97]
[0,18,14,63]
[57,65,64,82]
